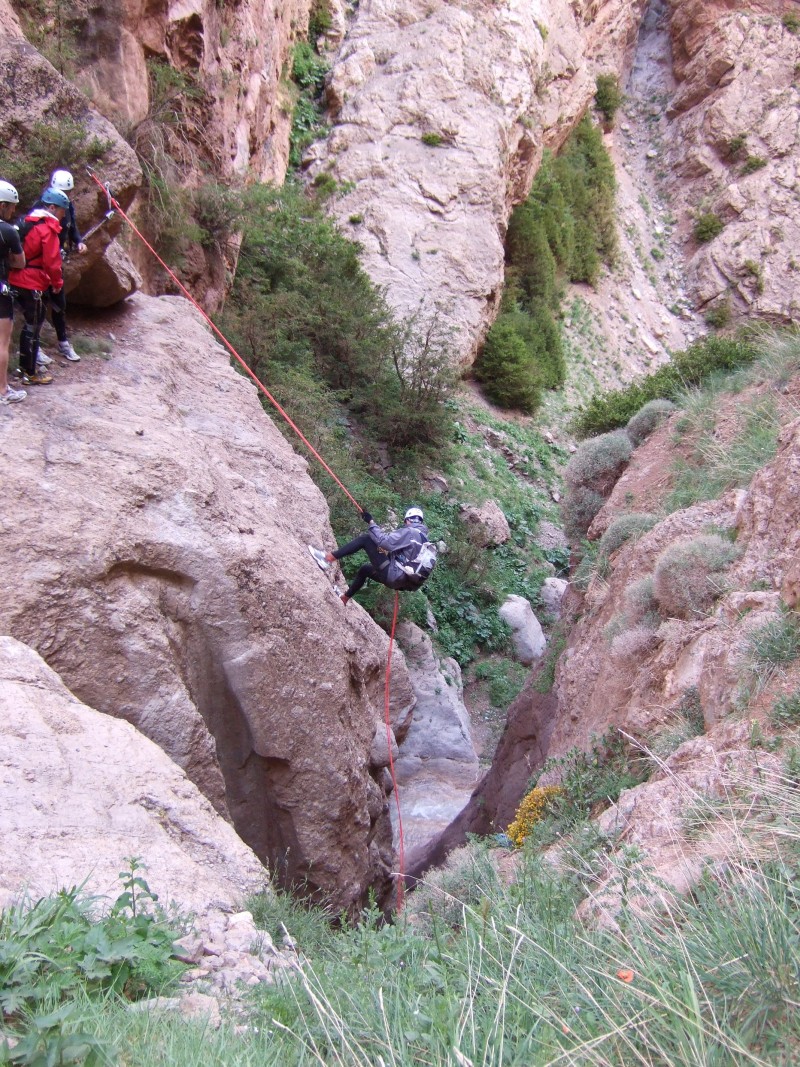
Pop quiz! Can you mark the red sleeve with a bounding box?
[42,225,63,289]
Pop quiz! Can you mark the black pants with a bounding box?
[14,288,45,375]
[46,286,68,343]
[333,532,387,598]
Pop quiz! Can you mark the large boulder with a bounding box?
[0,34,141,306]
[394,622,480,860]
[0,292,414,913]
[499,595,547,666]
[0,636,266,913]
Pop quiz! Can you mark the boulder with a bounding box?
[0,636,266,913]
[460,501,511,547]
[394,623,480,860]
[0,292,414,913]
[499,595,546,666]
[540,577,569,619]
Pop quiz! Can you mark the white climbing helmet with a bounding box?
[50,169,74,192]
[404,507,424,523]
[0,180,19,204]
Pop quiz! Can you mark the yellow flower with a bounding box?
[506,785,563,848]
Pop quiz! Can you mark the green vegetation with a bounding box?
[782,9,800,34]
[561,431,632,541]
[704,299,732,329]
[572,334,760,437]
[0,860,183,1065]
[741,155,767,175]
[0,118,109,209]
[594,73,623,126]
[597,513,657,557]
[15,0,82,78]
[694,212,725,243]
[288,40,329,168]
[770,691,800,728]
[744,609,800,698]
[477,116,616,413]
[472,657,528,709]
[421,131,444,147]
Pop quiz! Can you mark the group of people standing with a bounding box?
[0,169,86,406]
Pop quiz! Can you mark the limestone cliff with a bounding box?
[306,0,648,363]
[0,295,414,912]
[663,0,800,322]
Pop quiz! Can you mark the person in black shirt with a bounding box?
[0,180,26,405]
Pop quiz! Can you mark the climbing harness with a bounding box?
[86,168,408,909]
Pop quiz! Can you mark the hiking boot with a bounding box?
[37,350,53,366]
[26,371,53,385]
[58,341,80,362]
[308,545,332,571]
[0,386,27,404]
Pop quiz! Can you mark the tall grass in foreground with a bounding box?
[4,773,799,1065]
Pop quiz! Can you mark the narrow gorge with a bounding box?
[2,0,800,1061]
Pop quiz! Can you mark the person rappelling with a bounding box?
[309,507,438,605]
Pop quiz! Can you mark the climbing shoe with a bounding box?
[26,371,53,385]
[308,545,332,571]
[58,341,80,362]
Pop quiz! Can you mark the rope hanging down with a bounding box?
[87,170,407,908]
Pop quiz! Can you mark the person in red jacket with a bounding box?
[9,186,69,385]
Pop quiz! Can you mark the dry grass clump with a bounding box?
[562,432,632,542]
[598,513,658,557]
[564,431,632,496]
[626,399,676,446]
[610,624,658,661]
[653,534,739,619]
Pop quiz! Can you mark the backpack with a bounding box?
[395,533,438,589]
[14,215,48,268]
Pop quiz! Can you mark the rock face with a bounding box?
[0,27,142,306]
[663,0,800,322]
[309,0,648,362]
[394,623,480,862]
[0,292,414,913]
[0,637,266,914]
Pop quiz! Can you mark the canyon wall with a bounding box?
[305,0,648,364]
[663,0,800,322]
[0,294,415,913]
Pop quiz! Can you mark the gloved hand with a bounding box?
[361,510,374,523]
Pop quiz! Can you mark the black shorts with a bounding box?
[0,291,12,320]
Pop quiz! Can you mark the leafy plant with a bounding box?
[0,119,109,210]
[594,73,623,126]
[694,212,724,243]
[770,691,800,728]
[473,658,527,709]
[507,786,564,847]
[571,334,760,437]
[475,318,543,413]
[0,860,183,1064]
[741,155,767,175]
[421,132,443,147]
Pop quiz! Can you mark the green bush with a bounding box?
[694,212,724,243]
[626,398,676,446]
[653,535,739,619]
[475,318,542,413]
[782,10,800,34]
[598,513,657,557]
[741,155,767,175]
[421,131,443,146]
[572,334,760,437]
[594,73,623,126]
[705,300,732,330]
[770,691,800,728]
[564,431,632,494]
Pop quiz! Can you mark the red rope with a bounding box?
[85,171,363,513]
[383,591,405,911]
[89,171,407,908]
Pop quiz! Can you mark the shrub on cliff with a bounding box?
[475,318,542,413]
[626,398,676,446]
[564,431,632,496]
[594,73,623,127]
[598,513,658,557]
[653,535,739,619]
[571,335,760,437]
